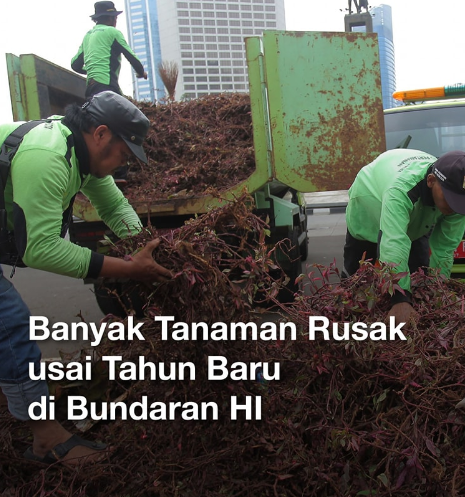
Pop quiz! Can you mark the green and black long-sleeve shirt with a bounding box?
[346,148,465,293]
[71,24,144,94]
[0,119,142,279]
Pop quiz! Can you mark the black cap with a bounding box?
[91,1,123,20]
[83,91,150,164]
[432,150,465,215]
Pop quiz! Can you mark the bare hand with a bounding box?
[130,239,173,283]
[387,302,418,326]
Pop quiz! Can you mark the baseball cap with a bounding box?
[432,150,465,215]
[82,91,150,164]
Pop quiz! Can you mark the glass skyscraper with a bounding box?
[124,0,285,102]
[370,4,397,109]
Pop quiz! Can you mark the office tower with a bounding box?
[124,0,286,101]
[370,4,397,109]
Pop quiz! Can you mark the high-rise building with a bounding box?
[370,4,397,109]
[344,3,397,109]
[124,0,286,101]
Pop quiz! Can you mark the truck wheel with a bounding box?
[93,281,145,318]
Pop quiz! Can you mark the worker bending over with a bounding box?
[0,91,172,466]
[344,148,465,324]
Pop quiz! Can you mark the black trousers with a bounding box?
[343,229,430,276]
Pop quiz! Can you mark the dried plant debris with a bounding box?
[96,192,288,322]
[4,263,465,496]
[121,93,255,202]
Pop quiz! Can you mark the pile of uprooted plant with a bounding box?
[121,93,255,202]
[3,200,465,495]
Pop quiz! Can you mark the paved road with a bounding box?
[11,209,347,358]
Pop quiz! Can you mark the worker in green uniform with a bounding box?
[0,91,172,466]
[71,1,147,98]
[344,148,465,324]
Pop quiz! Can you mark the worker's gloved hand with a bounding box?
[130,238,173,283]
[387,302,418,326]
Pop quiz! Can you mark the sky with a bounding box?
[1,0,465,121]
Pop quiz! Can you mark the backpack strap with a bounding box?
[0,120,44,229]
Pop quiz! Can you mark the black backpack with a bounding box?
[0,120,75,275]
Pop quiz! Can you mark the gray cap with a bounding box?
[82,91,150,164]
[432,150,465,215]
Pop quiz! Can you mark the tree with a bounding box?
[158,61,179,102]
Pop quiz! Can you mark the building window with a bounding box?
[179,27,191,33]
[265,13,275,19]
[209,76,220,82]
[181,44,192,49]
[192,27,204,33]
[178,19,190,25]
[204,11,214,17]
[206,43,217,49]
[197,84,208,90]
[217,20,228,26]
[205,28,216,33]
[193,36,204,41]
[203,3,214,8]
[191,10,202,16]
[265,21,276,28]
[182,60,193,66]
[196,76,208,82]
[194,52,206,58]
[191,19,203,25]
[196,68,207,74]
[208,67,220,73]
[193,43,205,49]
[210,84,221,90]
[222,84,234,90]
[180,35,192,41]
[216,11,227,18]
[184,76,195,82]
[183,68,194,74]
[207,60,219,66]
[254,13,264,19]
[178,10,189,16]
[204,19,215,25]
[181,52,193,57]
[194,60,206,66]
[177,1,188,6]
[190,2,201,7]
